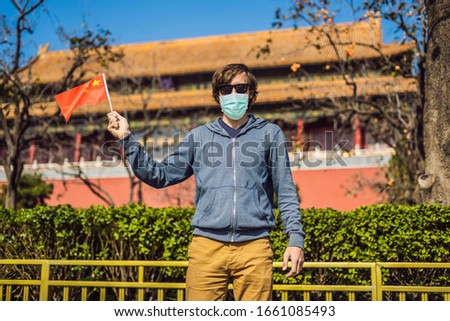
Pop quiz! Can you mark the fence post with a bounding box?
[371,262,376,301]
[372,262,383,301]
[137,265,144,301]
[39,260,50,301]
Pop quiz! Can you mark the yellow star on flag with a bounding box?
[91,80,101,86]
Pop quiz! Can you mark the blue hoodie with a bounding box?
[120,115,305,248]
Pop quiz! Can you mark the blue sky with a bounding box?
[3,0,398,58]
[4,0,291,57]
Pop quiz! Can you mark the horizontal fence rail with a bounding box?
[1,260,449,301]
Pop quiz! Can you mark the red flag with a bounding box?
[55,75,108,122]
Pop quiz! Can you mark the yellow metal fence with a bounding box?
[1,260,449,301]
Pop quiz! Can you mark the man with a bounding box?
[107,63,305,301]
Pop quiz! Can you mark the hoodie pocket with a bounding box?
[235,187,269,230]
[193,186,233,229]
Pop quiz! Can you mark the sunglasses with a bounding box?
[218,83,249,95]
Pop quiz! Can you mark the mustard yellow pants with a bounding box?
[186,236,273,301]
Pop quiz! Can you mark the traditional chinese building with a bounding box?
[0,18,416,210]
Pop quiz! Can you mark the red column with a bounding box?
[74,132,81,162]
[29,143,35,163]
[296,118,304,145]
[353,118,362,150]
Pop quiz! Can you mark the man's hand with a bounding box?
[282,247,304,277]
[107,111,130,139]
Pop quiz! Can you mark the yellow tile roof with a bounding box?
[29,18,414,84]
[30,76,416,118]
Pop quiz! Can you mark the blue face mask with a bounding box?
[219,93,249,120]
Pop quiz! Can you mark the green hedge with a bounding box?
[1,204,449,300]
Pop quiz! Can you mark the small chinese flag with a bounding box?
[55,75,108,122]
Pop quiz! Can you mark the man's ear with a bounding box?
[249,90,258,104]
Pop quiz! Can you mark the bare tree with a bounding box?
[272,0,429,204]
[112,54,169,204]
[0,0,122,209]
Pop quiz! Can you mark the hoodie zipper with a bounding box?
[231,137,237,242]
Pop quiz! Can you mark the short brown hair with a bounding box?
[211,63,258,105]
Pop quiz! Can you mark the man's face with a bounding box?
[218,71,251,122]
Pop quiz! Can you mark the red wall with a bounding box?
[45,167,387,211]
[292,167,387,210]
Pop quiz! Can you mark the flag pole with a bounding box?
[102,73,114,113]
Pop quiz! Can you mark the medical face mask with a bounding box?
[219,93,249,120]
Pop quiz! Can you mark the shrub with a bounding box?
[1,203,448,300]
